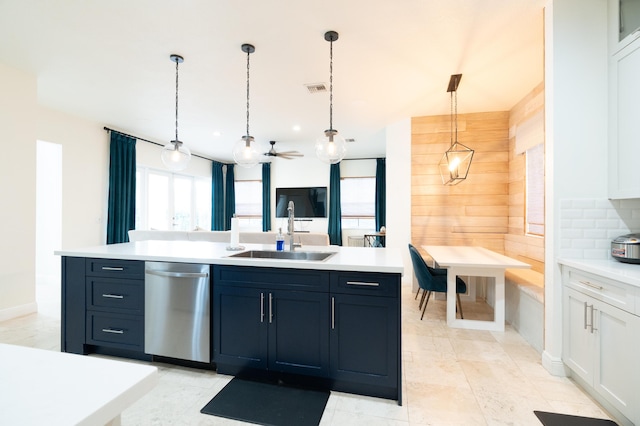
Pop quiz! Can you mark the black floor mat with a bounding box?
[534,411,619,426]
[201,377,330,426]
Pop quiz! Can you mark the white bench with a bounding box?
[505,269,544,353]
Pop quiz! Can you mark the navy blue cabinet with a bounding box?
[213,265,402,404]
[61,257,146,357]
[213,266,330,378]
[330,271,401,403]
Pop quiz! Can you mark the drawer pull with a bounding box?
[578,280,603,291]
[102,294,124,299]
[101,266,125,271]
[346,281,380,287]
[145,270,209,279]
[101,328,124,334]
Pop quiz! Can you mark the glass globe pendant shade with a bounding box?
[232,135,261,168]
[438,142,474,185]
[161,140,191,171]
[315,129,347,164]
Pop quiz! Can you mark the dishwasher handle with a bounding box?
[145,269,209,279]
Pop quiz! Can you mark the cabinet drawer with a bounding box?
[86,258,144,279]
[566,268,635,314]
[214,266,329,292]
[330,271,400,297]
[86,278,144,313]
[86,312,143,350]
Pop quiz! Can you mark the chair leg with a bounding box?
[456,293,464,319]
[418,289,427,310]
[420,291,432,320]
[414,287,422,300]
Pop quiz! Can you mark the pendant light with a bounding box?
[438,74,474,185]
[161,54,191,171]
[232,43,261,168]
[315,30,347,164]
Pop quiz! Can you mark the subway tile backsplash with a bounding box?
[559,198,640,259]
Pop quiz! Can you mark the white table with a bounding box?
[422,246,530,331]
[0,343,158,425]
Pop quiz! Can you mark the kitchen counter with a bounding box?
[55,240,404,274]
[557,258,640,287]
[0,343,157,426]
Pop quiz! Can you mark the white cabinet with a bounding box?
[562,267,640,425]
[608,0,640,199]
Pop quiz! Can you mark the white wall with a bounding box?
[36,141,62,285]
[543,0,609,375]
[37,106,110,249]
[386,119,412,284]
[0,63,37,320]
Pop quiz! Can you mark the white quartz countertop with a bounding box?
[0,343,157,426]
[557,258,640,288]
[55,240,405,274]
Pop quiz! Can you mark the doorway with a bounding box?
[35,140,62,317]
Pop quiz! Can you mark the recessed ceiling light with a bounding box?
[292,125,301,132]
[213,131,221,137]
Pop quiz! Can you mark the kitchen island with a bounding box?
[56,240,404,404]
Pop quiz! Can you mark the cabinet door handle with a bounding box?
[102,328,124,334]
[260,292,265,323]
[346,281,380,287]
[590,306,597,334]
[579,280,603,291]
[269,293,273,324]
[331,297,335,330]
[583,301,588,330]
[102,294,124,299]
[101,266,124,271]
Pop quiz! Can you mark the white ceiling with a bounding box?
[0,0,545,163]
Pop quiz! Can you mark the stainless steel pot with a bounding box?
[611,233,640,264]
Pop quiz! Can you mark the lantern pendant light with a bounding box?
[232,43,261,168]
[161,54,191,171]
[438,74,474,185]
[315,30,347,164]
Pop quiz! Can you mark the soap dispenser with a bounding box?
[276,228,285,251]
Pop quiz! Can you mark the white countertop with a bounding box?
[55,240,405,274]
[558,257,640,288]
[0,343,157,425]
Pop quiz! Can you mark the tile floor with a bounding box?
[0,282,616,425]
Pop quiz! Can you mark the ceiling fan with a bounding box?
[264,140,303,160]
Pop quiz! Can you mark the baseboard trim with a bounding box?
[542,350,569,377]
[0,302,37,323]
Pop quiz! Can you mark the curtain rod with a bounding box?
[342,157,385,161]
[103,127,228,164]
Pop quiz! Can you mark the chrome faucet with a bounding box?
[287,201,299,251]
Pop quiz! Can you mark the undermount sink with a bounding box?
[228,250,336,262]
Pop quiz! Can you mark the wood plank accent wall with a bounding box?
[411,111,510,254]
[506,82,545,274]
[410,83,545,276]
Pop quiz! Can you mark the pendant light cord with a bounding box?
[329,37,333,131]
[175,58,179,143]
[246,48,250,138]
[449,89,458,148]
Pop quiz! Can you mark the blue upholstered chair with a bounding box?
[408,244,467,320]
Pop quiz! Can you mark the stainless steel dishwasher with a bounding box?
[144,262,210,363]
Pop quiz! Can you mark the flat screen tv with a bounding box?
[275,187,327,218]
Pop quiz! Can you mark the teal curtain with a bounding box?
[224,164,236,230]
[375,158,386,232]
[106,132,136,244]
[211,161,225,230]
[262,162,271,232]
[328,162,342,246]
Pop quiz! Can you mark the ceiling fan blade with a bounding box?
[277,151,303,157]
[279,153,304,159]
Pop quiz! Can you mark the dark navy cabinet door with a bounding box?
[268,290,330,377]
[213,285,268,370]
[330,293,398,388]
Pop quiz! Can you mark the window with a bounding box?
[340,177,375,229]
[136,167,211,231]
[235,180,262,230]
[526,144,544,236]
